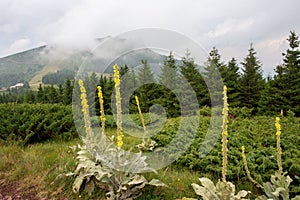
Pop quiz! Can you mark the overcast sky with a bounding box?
[0,0,299,75]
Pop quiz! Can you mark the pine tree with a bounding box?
[136,59,156,112]
[239,44,265,112]
[203,47,224,106]
[272,31,300,115]
[159,52,180,117]
[220,58,241,107]
[36,84,45,103]
[179,50,207,114]
[63,78,73,105]
[120,67,137,113]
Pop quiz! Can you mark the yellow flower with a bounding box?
[97,85,106,134]
[221,85,229,182]
[241,145,263,188]
[78,80,92,137]
[135,95,147,132]
[113,64,123,149]
[114,65,120,86]
[275,117,281,136]
[275,117,283,175]
[241,146,246,159]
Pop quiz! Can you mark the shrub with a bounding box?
[0,103,77,145]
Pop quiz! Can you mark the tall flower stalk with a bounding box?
[97,86,105,134]
[221,85,229,183]
[78,80,92,138]
[275,117,283,175]
[135,95,147,132]
[114,64,123,149]
[241,146,263,189]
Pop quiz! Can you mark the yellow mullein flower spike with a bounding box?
[97,85,106,134]
[113,64,123,149]
[275,117,281,136]
[135,95,147,132]
[241,145,263,188]
[221,85,229,183]
[78,80,92,138]
[275,117,283,175]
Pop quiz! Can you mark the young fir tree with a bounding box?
[120,67,137,113]
[274,31,300,115]
[136,59,156,112]
[239,44,265,112]
[179,50,207,115]
[159,52,180,117]
[36,84,45,103]
[220,58,241,107]
[203,47,224,107]
[63,78,73,105]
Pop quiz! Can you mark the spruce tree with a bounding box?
[239,44,265,112]
[36,84,45,103]
[220,58,241,107]
[136,59,156,112]
[159,52,180,117]
[63,78,73,105]
[203,47,224,106]
[120,67,137,113]
[273,31,300,115]
[179,50,207,114]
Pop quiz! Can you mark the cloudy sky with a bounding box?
[0,0,299,75]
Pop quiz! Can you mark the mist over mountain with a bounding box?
[0,37,168,89]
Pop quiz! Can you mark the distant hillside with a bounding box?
[0,37,169,89]
[0,46,47,88]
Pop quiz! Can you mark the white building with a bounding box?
[9,83,24,89]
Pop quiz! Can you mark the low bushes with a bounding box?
[0,103,77,145]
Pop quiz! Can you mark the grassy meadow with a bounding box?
[0,114,299,199]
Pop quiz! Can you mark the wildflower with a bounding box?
[113,64,123,149]
[78,80,92,137]
[275,117,281,136]
[241,146,263,189]
[221,85,229,182]
[135,95,146,132]
[275,117,283,175]
[97,86,105,134]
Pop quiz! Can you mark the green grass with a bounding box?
[1,115,299,199]
[0,137,205,199]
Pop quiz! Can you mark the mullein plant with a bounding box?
[97,85,105,134]
[189,86,250,200]
[66,64,165,200]
[242,117,300,200]
[113,65,123,149]
[135,95,157,151]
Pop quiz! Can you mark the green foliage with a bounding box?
[158,52,180,117]
[239,44,265,113]
[150,116,300,197]
[0,46,46,88]
[200,105,211,116]
[221,58,242,107]
[263,31,300,116]
[229,107,253,118]
[180,50,209,107]
[0,103,76,144]
[203,47,224,106]
[42,69,75,85]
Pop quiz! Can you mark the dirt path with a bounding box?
[0,179,43,200]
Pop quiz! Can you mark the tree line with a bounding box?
[1,31,299,117]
